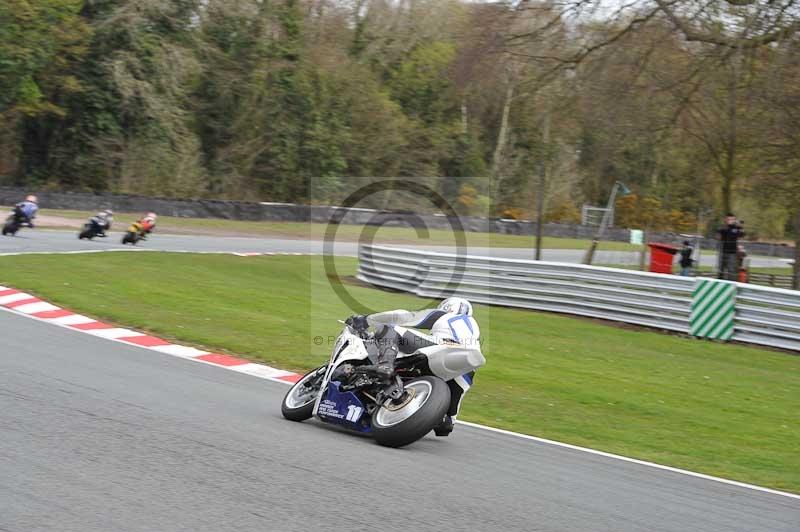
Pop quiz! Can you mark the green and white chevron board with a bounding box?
[690,279,737,340]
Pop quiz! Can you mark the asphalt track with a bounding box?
[0,229,790,267]
[1,310,798,532]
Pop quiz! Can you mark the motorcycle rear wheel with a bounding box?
[372,376,450,448]
[121,231,137,245]
[281,366,325,422]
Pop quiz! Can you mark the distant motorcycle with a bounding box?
[78,221,106,240]
[121,222,143,245]
[281,317,485,447]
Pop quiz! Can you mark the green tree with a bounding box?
[16,0,206,194]
[0,0,89,180]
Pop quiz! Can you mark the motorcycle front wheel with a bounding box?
[372,376,450,448]
[3,222,18,236]
[281,366,325,422]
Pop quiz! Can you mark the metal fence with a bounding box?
[696,270,795,289]
[357,245,800,353]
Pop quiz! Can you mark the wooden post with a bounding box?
[535,108,550,261]
[639,231,648,271]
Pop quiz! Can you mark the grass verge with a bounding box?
[1,252,798,492]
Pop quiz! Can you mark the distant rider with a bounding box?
[88,209,113,236]
[14,195,39,227]
[137,212,157,239]
[352,297,482,437]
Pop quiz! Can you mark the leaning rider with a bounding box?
[354,297,482,437]
[88,209,113,236]
[137,212,157,239]
[14,195,39,227]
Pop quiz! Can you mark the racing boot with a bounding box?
[434,415,454,437]
[374,324,400,377]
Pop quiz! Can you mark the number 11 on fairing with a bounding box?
[345,405,363,422]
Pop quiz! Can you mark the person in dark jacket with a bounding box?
[678,240,694,276]
[717,213,744,280]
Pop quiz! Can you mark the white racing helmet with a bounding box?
[437,297,473,316]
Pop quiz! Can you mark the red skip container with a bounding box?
[647,243,679,274]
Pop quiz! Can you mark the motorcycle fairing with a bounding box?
[392,327,485,380]
[312,327,369,416]
[416,343,486,381]
[315,381,372,433]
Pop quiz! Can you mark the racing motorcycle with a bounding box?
[281,317,485,447]
[78,221,104,240]
[2,209,29,236]
[121,222,143,245]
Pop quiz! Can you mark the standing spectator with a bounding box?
[717,213,745,280]
[678,240,694,276]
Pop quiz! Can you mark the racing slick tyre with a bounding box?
[79,227,94,240]
[372,376,451,448]
[121,231,137,245]
[281,366,326,422]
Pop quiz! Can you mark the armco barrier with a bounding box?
[357,245,800,352]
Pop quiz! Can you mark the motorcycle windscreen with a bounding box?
[316,382,372,433]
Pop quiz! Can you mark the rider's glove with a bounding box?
[345,314,369,332]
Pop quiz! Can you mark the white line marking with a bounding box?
[0,249,142,257]
[453,421,800,501]
[0,249,315,257]
[0,298,797,501]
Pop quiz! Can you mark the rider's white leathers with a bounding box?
[367,308,481,420]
